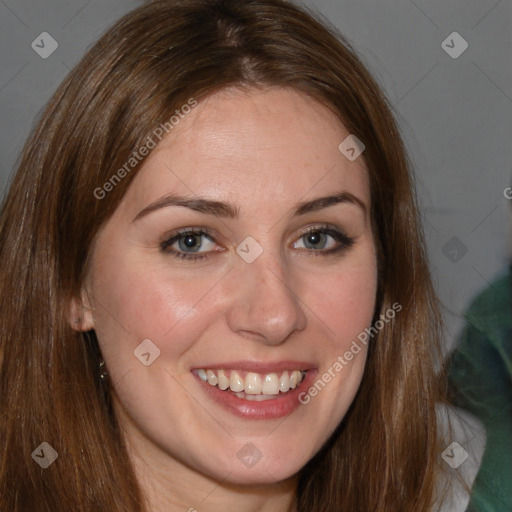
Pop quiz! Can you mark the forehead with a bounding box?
[120,87,370,216]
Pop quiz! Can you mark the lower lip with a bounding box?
[193,370,318,420]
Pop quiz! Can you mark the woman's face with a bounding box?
[80,87,377,487]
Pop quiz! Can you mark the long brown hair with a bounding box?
[0,0,447,509]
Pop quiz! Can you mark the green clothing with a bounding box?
[447,272,512,512]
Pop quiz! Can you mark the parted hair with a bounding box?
[0,0,447,510]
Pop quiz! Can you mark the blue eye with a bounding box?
[176,233,211,252]
[293,226,355,254]
[161,229,217,260]
[297,231,333,250]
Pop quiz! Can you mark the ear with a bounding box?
[67,289,95,332]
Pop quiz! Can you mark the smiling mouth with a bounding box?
[192,368,307,401]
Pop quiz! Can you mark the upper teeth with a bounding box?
[195,369,306,395]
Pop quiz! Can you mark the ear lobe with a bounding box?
[68,292,95,332]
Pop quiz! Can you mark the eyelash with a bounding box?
[160,224,356,262]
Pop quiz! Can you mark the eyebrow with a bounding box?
[133,191,366,222]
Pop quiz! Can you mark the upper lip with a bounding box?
[191,360,316,373]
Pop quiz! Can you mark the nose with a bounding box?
[225,252,308,345]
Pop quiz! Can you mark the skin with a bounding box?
[73,87,378,512]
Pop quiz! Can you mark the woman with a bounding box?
[0,0,456,510]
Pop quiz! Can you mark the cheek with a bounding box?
[88,254,228,371]
[306,255,378,348]
[297,250,377,404]
[92,259,192,350]
[324,273,377,343]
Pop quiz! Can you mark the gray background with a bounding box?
[1,0,511,352]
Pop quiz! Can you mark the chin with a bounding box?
[193,446,306,487]
[212,463,301,487]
